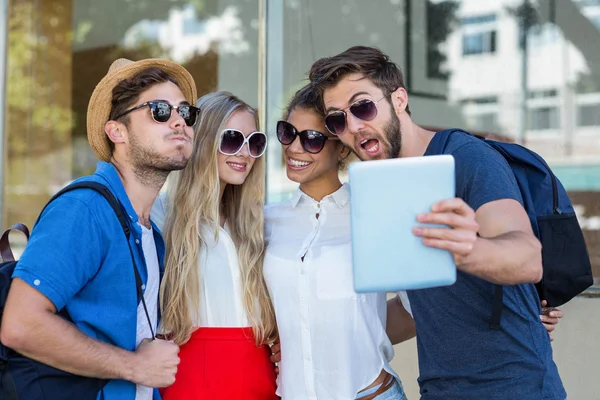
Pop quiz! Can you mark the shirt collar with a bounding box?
[290,182,350,208]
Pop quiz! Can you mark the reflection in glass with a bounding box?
[4,0,259,227]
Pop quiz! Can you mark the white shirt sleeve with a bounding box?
[396,290,413,317]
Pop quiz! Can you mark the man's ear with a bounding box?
[390,87,409,117]
[105,121,126,145]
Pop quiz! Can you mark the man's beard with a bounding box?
[354,113,402,161]
[382,112,402,160]
[128,130,190,189]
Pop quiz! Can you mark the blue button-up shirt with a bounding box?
[14,161,166,400]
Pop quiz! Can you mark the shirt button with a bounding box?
[33,279,41,286]
[141,284,146,290]
[135,239,140,245]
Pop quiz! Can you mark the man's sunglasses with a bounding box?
[276,120,338,154]
[219,129,267,158]
[114,100,201,127]
[324,95,388,136]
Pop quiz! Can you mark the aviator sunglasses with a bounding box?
[276,120,339,154]
[324,94,389,136]
[114,100,201,126]
[219,129,268,158]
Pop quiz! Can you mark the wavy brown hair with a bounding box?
[308,46,411,115]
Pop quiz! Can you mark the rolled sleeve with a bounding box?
[13,195,104,311]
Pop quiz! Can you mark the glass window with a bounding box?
[528,106,560,130]
[462,31,496,55]
[2,0,260,227]
[577,102,600,126]
[461,14,497,56]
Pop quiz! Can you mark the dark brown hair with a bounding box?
[286,83,350,170]
[308,46,411,116]
[285,83,325,119]
[108,67,179,126]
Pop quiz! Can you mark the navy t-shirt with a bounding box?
[407,131,566,400]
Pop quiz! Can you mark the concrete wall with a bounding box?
[390,296,600,400]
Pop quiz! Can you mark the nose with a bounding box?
[169,107,186,130]
[237,140,251,157]
[286,135,304,154]
[345,112,366,137]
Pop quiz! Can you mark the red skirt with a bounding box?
[161,327,278,399]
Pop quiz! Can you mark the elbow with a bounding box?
[0,318,28,352]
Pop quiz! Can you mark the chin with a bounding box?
[223,176,249,186]
[286,168,312,184]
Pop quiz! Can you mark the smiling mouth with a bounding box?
[227,161,247,172]
[287,157,312,170]
[359,138,381,155]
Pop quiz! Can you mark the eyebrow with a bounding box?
[325,91,371,114]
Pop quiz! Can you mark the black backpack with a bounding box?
[0,181,154,400]
[427,129,593,328]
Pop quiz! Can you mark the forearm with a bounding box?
[386,296,416,345]
[3,310,137,382]
[459,231,542,285]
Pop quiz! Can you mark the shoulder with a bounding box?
[37,188,113,231]
[264,200,295,242]
[264,200,294,221]
[445,132,504,162]
[445,132,523,210]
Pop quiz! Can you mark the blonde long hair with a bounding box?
[160,91,276,345]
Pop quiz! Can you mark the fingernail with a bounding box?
[416,213,426,221]
[413,227,423,235]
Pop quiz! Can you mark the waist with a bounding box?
[359,370,391,393]
[187,326,256,341]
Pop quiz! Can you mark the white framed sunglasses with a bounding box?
[218,129,267,158]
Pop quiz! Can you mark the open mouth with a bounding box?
[286,157,312,170]
[359,138,382,157]
[226,161,247,172]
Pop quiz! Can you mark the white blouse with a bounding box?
[264,184,408,400]
[151,193,249,327]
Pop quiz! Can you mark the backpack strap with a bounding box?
[425,128,471,155]
[0,358,18,400]
[489,285,503,330]
[0,224,30,263]
[37,181,155,340]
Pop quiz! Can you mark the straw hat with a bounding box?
[87,58,198,162]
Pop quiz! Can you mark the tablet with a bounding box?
[349,155,456,292]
